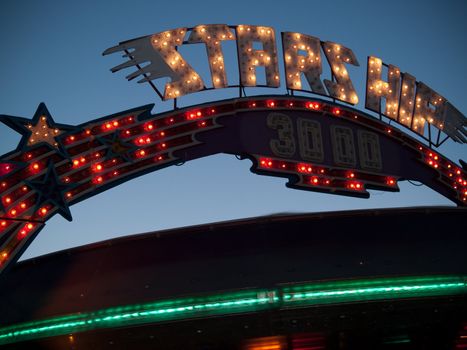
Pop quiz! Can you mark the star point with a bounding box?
[0,103,80,159]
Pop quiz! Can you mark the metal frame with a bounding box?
[0,95,466,278]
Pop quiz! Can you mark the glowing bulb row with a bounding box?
[423,151,467,202]
[0,108,220,232]
[1,98,465,236]
[258,156,399,195]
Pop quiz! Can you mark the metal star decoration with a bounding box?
[26,162,76,222]
[97,131,139,163]
[0,103,80,159]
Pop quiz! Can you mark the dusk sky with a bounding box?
[0,0,465,260]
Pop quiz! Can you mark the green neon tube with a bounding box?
[0,289,278,345]
[0,275,464,345]
[281,275,466,306]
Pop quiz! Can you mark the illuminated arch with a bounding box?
[0,95,466,275]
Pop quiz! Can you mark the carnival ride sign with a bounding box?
[0,24,466,275]
[104,24,466,145]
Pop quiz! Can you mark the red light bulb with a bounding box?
[306,102,320,110]
[260,158,273,168]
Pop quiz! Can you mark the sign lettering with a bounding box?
[104,24,467,145]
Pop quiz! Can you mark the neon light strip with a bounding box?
[0,275,464,345]
[0,290,278,345]
[282,275,466,306]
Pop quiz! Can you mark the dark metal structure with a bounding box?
[0,206,465,349]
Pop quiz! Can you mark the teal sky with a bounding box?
[0,0,465,259]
